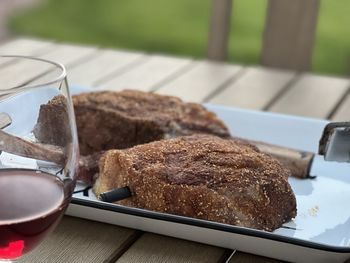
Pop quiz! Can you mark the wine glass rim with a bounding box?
[0,55,67,92]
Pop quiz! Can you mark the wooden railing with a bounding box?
[208,0,320,71]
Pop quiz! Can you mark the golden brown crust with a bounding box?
[94,134,296,231]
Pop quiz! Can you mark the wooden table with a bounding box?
[1,37,349,263]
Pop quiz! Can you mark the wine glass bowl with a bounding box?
[0,56,79,262]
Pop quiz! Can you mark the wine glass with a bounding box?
[0,55,79,262]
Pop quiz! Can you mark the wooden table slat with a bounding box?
[39,43,97,67]
[209,67,296,109]
[156,61,242,103]
[116,233,225,263]
[331,93,350,121]
[0,43,97,88]
[67,49,145,87]
[0,38,53,56]
[19,217,135,263]
[97,55,192,92]
[267,74,350,119]
[0,38,56,68]
[230,252,282,263]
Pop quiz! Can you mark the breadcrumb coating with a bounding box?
[94,134,296,231]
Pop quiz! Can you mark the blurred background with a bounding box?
[1,0,349,76]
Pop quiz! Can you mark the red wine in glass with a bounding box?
[0,169,69,260]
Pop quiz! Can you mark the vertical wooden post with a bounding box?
[207,0,232,61]
[261,0,320,71]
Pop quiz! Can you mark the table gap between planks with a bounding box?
[0,37,349,263]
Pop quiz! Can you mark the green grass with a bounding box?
[312,1,350,75]
[8,0,350,76]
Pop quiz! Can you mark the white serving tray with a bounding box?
[68,103,350,263]
[2,87,350,262]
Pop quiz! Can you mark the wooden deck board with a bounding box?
[209,67,295,109]
[0,38,53,56]
[230,252,282,263]
[0,38,55,67]
[37,49,144,88]
[116,233,225,263]
[97,55,192,92]
[19,217,134,263]
[268,74,350,119]
[156,61,242,102]
[331,93,350,121]
[67,49,145,87]
[0,43,97,88]
[39,43,97,67]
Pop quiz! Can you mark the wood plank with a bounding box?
[331,93,350,121]
[157,61,242,102]
[67,49,145,87]
[0,38,55,67]
[40,43,97,67]
[261,0,320,70]
[208,67,295,109]
[96,55,192,92]
[29,44,102,86]
[268,74,350,119]
[0,57,55,88]
[0,38,53,56]
[0,44,97,88]
[230,252,283,263]
[19,216,135,263]
[207,0,232,61]
[116,233,225,263]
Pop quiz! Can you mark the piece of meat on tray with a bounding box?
[94,134,297,231]
[72,90,230,155]
[34,90,313,183]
